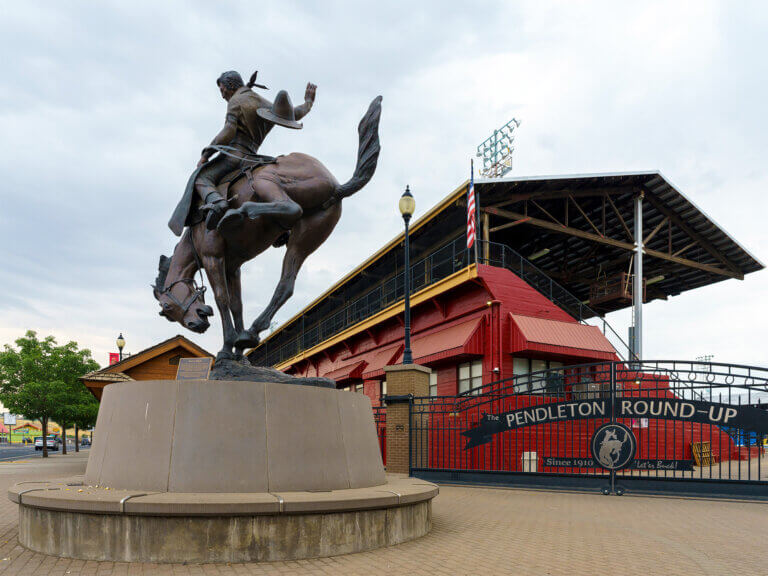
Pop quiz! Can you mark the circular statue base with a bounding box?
[9,379,437,562]
[11,476,436,562]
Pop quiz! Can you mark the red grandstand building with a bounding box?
[248,171,764,475]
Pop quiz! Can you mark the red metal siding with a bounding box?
[284,264,620,399]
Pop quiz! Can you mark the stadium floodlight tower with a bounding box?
[476,118,521,178]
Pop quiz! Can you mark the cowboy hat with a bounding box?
[257,90,303,130]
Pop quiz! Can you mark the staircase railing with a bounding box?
[477,240,635,361]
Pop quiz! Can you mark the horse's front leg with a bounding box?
[203,255,237,361]
[235,248,307,350]
[235,205,341,351]
[227,267,246,361]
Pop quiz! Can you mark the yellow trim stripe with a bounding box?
[251,179,471,352]
[274,264,478,371]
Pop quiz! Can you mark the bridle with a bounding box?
[159,233,207,314]
[161,278,207,314]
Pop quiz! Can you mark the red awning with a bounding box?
[361,344,404,380]
[509,314,617,361]
[322,359,367,383]
[393,317,484,365]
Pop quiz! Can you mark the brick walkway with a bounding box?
[0,453,765,575]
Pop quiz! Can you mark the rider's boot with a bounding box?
[202,192,229,231]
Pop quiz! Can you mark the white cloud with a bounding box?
[0,0,765,368]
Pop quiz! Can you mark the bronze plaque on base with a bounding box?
[176,357,213,380]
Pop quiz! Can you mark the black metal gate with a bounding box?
[409,360,768,498]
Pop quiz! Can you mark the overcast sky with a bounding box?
[1,1,766,368]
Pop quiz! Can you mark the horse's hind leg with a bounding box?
[227,267,246,361]
[219,180,303,235]
[234,247,307,350]
[235,205,342,352]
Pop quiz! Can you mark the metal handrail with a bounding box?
[253,235,470,366]
[253,235,634,367]
[478,240,635,361]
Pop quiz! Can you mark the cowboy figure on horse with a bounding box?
[168,70,317,238]
[156,65,382,361]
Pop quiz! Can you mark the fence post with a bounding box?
[383,364,431,475]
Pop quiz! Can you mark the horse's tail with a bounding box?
[332,96,382,202]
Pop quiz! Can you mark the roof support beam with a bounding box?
[672,241,698,258]
[531,200,564,227]
[487,185,636,210]
[484,206,743,279]
[644,216,669,245]
[569,195,602,237]
[605,194,634,242]
[644,247,743,279]
[489,217,530,233]
[643,192,742,276]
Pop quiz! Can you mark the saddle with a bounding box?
[188,155,276,227]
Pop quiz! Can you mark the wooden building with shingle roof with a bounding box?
[81,335,212,400]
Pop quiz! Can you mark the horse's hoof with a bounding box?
[216,351,235,362]
[234,331,260,349]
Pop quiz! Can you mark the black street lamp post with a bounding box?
[399,186,415,364]
[116,333,126,362]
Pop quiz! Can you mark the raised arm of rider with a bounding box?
[294,82,317,121]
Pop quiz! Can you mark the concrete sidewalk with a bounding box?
[0,453,764,575]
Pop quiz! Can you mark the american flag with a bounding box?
[467,160,476,249]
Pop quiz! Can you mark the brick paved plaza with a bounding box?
[0,452,764,575]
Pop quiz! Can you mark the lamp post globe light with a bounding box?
[399,186,415,365]
[116,333,126,362]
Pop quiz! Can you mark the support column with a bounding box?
[633,192,644,360]
[384,364,430,475]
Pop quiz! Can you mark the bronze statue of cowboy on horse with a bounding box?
[156,69,382,362]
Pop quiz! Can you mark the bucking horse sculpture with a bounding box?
[153,96,382,361]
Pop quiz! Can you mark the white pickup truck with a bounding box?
[34,436,61,451]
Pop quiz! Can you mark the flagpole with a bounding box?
[472,159,479,265]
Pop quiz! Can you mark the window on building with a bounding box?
[458,360,482,395]
[512,357,531,393]
[355,383,363,393]
[513,358,566,394]
[429,372,438,397]
[530,359,547,392]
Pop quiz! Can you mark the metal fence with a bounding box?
[372,405,387,466]
[406,360,768,497]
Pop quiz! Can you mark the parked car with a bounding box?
[34,436,61,451]
[80,437,91,446]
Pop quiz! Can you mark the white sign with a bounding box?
[3,413,16,426]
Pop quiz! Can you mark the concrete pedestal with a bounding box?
[10,380,437,562]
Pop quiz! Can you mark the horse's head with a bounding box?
[152,255,214,333]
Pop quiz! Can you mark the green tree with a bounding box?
[70,389,99,452]
[0,331,98,457]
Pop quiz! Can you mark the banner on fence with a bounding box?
[462,397,768,448]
